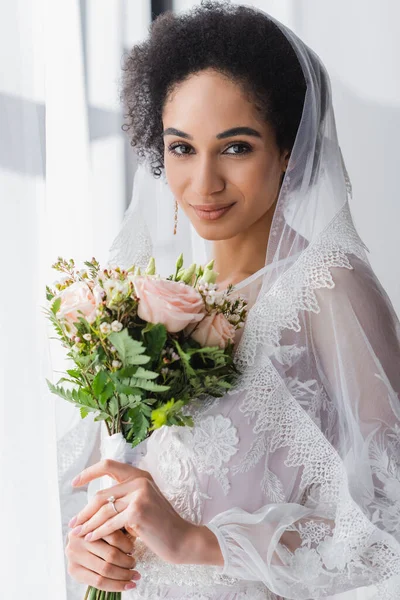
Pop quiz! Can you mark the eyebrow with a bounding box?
[162,126,262,140]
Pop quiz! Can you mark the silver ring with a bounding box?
[107,495,119,514]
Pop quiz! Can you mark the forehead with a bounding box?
[162,69,265,133]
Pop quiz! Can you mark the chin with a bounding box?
[191,221,243,241]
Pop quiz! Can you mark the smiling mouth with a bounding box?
[191,202,236,221]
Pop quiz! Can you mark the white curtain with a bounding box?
[1,1,151,598]
[1,1,398,599]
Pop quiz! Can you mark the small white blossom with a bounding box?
[237,321,244,328]
[112,360,122,369]
[100,322,111,335]
[83,333,92,341]
[171,352,180,361]
[161,367,169,375]
[111,320,123,332]
[206,295,214,305]
[110,345,117,352]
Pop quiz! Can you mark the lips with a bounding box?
[191,202,236,221]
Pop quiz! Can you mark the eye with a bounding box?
[224,143,252,156]
[166,142,253,158]
[167,143,193,158]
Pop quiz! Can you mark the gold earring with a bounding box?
[173,199,178,235]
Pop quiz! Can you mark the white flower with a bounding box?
[110,345,117,352]
[100,322,111,335]
[193,414,239,470]
[92,283,106,304]
[111,320,123,332]
[290,547,323,582]
[317,536,352,571]
[384,477,400,503]
[205,295,214,305]
[112,360,122,369]
[83,333,92,341]
[382,502,400,533]
[161,367,169,375]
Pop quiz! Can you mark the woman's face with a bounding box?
[162,68,290,241]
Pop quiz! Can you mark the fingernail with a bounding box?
[131,572,141,580]
[68,516,77,528]
[71,525,82,535]
[85,533,92,541]
[71,475,80,486]
[124,583,136,590]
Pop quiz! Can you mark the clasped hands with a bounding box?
[67,459,223,588]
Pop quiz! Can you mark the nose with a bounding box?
[191,156,225,198]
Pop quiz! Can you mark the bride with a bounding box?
[58,2,400,599]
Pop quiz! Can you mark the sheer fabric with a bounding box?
[55,4,400,599]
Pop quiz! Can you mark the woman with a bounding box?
[60,2,400,598]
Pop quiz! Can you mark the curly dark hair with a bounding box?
[119,0,307,178]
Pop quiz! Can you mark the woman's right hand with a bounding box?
[66,528,141,592]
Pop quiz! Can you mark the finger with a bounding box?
[69,481,132,528]
[68,563,139,593]
[79,544,137,581]
[83,509,128,543]
[71,496,128,538]
[86,538,137,569]
[104,530,136,555]
[72,458,152,488]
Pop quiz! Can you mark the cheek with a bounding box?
[236,162,278,217]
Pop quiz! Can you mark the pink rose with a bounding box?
[132,276,205,333]
[56,281,98,337]
[187,312,236,349]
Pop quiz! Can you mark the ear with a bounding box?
[283,150,291,171]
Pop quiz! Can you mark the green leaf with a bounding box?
[77,388,98,408]
[98,382,115,408]
[142,323,167,359]
[108,397,119,417]
[115,381,142,396]
[51,297,61,315]
[129,377,170,392]
[126,407,149,443]
[132,367,159,380]
[108,329,151,367]
[114,365,139,378]
[94,412,110,422]
[66,369,83,380]
[80,406,89,419]
[92,370,108,396]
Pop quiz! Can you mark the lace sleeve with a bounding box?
[204,255,400,599]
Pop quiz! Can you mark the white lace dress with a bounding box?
[58,220,397,599]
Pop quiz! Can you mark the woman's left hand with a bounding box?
[69,459,223,567]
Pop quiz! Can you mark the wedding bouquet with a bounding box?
[44,254,247,600]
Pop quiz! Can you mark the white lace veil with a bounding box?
[56,5,400,599]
